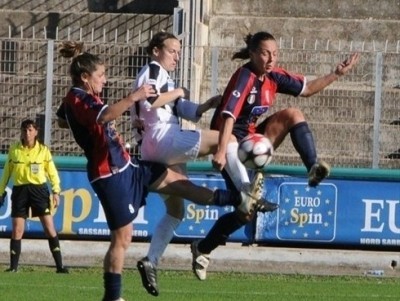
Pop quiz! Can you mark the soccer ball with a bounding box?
[237,134,273,169]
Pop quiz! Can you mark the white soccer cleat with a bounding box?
[238,171,265,215]
[191,240,210,281]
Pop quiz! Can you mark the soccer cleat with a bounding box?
[254,198,279,213]
[250,171,264,200]
[5,268,17,273]
[308,160,330,187]
[238,171,265,215]
[137,257,159,296]
[56,266,69,274]
[190,240,210,281]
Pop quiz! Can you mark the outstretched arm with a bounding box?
[98,84,156,124]
[301,52,360,97]
[151,87,190,108]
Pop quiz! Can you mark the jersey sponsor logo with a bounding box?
[106,120,118,140]
[232,90,241,98]
[248,105,269,125]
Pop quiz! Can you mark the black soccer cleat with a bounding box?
[254,198,279,213]
[137,257,159,296]
[308,160,330,187]
[56,266,69,274]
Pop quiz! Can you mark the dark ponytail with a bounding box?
[232,31,276,61]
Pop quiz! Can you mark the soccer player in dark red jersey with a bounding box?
[56,41,274,300]
[191,31,359,281]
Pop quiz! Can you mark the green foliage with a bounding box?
[0,264,399,301]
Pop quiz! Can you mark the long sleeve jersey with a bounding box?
[0,141,61,194]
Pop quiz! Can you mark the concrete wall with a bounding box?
[203,0,400,47]
[211,0,400,19]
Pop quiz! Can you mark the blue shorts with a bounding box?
[91,159,166,230]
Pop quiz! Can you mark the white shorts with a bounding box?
[140,124,201,165]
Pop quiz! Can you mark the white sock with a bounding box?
[225,142,250,191]
[147,214,181,267]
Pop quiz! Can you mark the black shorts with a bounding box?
[11,184,51,218]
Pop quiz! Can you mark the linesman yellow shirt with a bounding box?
[0,141,61,194]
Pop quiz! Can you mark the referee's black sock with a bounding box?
[10,239,21,270]
[48,235,64,270]
[198,212,245,254]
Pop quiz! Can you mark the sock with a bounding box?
[212,189,241,207]
[48,236,64,269]
[198,212,246,254]
[103,272,121,301]
[290,122,317,171]
[224,142,250,191]
[147,214,181,267]
[10,239,21,270]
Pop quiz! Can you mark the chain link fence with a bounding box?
[0,38,399,169]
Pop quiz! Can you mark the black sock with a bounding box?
[290,122,317,171]
[198,212,246,254]
[103,272,121,301]
[212,189,241,207]
[10,239,21,270]
[48,236,64,269]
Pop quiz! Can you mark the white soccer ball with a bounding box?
[237,133,273,170]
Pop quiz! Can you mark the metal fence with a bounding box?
[0,38,399,170]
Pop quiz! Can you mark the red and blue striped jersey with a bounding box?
[211,62,305,139]
[57,88,130,182]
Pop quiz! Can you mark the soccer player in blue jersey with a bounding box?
[191,31,360,280]
[56,41,272,300]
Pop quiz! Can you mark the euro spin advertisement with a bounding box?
[0,167,398,249]
[256,176,400,249]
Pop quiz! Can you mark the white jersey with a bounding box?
[131,61,202,165]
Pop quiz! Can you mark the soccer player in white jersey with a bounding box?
[131,31,278,296]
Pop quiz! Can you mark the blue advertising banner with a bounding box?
[0,169,252,242]
[0,164,398,249]
[256,176,400,249]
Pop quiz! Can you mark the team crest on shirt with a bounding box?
[247,87,258,104]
